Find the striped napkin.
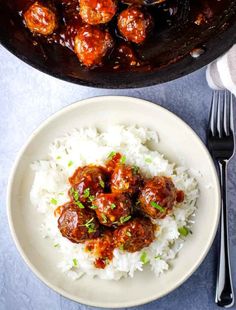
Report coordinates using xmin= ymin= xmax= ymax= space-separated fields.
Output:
xmin=206 ymin=44 xmax=236 ymax=96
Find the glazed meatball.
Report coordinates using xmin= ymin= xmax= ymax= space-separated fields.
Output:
xmin=69 ymin=165 xmax=106 ymax=205
xmin=138 ymin=176 xmax=180 ymax=219
xmin=23 ymin=2 xmax=57 ymax=35
xmin=111 ymin=164 xmax=143 ymax=196
xmin=79 ymin=0 xmax=117 ymax=25
xmin=58 ymin=202 xmax=100 ymax=243
xmin=74 ymin=25 xmax=114 ymax=67
xmin=93 ymin=193 xmax=132 ymax=226
xmin=114 ymin=217 xmax=155 ymax=252
xmin=117 ymin=6 xmax=153 ymax=44
xmin=85 ymin=230 xmax=114 ymax=268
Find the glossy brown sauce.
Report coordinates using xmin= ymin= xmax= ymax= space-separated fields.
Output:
xmin=13 ymin=0 xmax=231 ymax=71
xmin=55 ymin=152 xmax=185 ymax=269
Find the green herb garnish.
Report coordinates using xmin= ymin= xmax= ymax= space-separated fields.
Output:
xmin=75 ymin=201 xmax=85 ymax=209
xmin=132 ymin=165 xmax=139 ymax=174
xmin=107 ymin=151 xmax=116 ymax=159
xmin=50 ymin=198 xmax=57 ymax=205
xmin=110 ymin=203 xmax=116 ymax=210
xmin=88 ymin=195 xmax=95 ymax=202
xmin=140 ymin=252 xmax=149 ymax=265
xmin=73 ymin=258 xmax=78 ymax=266
xmin=68 ymin=160 xmax=73 ymax=167
xmin=119 ymin=244 xmax=124 ymax=251
xmin=145 ymin=158 xmax=152 ymax=163
xmin=99 ymin=179 xmax=105 ymax=188
xmin=120 ymin=155 xmax=126 ymax=164
xmin=90 ymin=205 xmax=98 ymax=210
xmin=54 ymin=243 xmax=59 ymax=248
xmin=150 ymin=201 xmax=165 ymax=212
xmin=120 ymin=215 xmax=131 ymax=224
xmin=85 ymin=218 xmax=96 ymax=233
xmin=56 ymin=156 xmax=61 ymax=160
xmin=101 ymin=214 xmax=107 ymax=223
xmin=154 ymin=255 xmax=161 ymax=260
xmin=126 ymin=231 xmax=132 ymax=237
xmin=83 ymin=188 xmax=90 ymax=198
xmin=178 ymin=226 xmax=189 ymax=237
xmin=73 ymin=191 xmax=79 ymax=201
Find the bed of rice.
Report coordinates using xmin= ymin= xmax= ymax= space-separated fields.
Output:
xmin=30 ymin=125 xmax=199 ymax=280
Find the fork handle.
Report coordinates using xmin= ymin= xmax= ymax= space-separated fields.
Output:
xmin=215 ymin=160 xmax=234 ymax=308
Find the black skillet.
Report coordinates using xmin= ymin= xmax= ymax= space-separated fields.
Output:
xmin=0 ymin=0 xmax=235 ymax=89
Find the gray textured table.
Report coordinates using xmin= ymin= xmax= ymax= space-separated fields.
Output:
xmin=0 ymin=44 xmax=235 ymax=310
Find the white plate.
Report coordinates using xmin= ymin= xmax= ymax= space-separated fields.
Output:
xmin=7 ymin=96 xmax=220 ymax=308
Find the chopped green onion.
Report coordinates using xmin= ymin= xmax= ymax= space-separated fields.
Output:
xmin=145 ymin=158 xmax=152 ymax=163
xmin=110 ymin=203 xmax=116 ymax=210
xmin=88 ymin=225 xmax=96 ymax=233
xmin=88 ymin=195 xmax=95 ymax=202
xmin=119 ymin=244 xmax=124 ymax=251
xmin=54 ymin=243 xmax=59 ymax=248
xmin=120 ymin=215 xmax=131 ymax=224
xmin=132 ymin=165 xmax=139 ymax=174
xmin=107 ymin=151 xmax=116 ymax=159
xmin=101 ymin=214 xmax=107 ymax=223
xmin=50 ymin=198 xmax=57 ymax=205
xmin=68 ymin=160 xmax=73 ymax=167
xmin=73 ymin=258 xmax=78 ymax=266
xmin=58 ymin=192 xmax=64 ymax=196
xmin=99 ymin=179 xmax=105 ymax=188
xmin=126 ymin=231 xmax=132 ymax=237
xmin=90 ymin=205 xmax=98 ymax=210
xmin=120 ymin=155 xmax=126 ymax=164
xmin=154 ymin=255 xmax=161 ymax=260
xmin=84 ymin=218 xmax=96 ymax=233
xmin=73 ymin=191 xmax=79 ymax=201
xmin=140 ymin=252 xmax=149 ymax=265
xmin=56 ymin=156 xmax=61 ymax=160
xmin=150 ymin=201 xmax=165 ymax=212
xmin=83 ymin=188 xmax=90 ymax=198
xmin=178 ymin=226 xmax=189 ymax=237
xmin=75 ymin=201 xmax=85 ymax=209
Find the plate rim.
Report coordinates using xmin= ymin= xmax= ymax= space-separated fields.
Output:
xmin=7 ymin=95 xmax=221 ymax=308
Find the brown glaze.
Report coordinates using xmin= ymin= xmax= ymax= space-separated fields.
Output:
xmin=93 ymin=192 xmax=132 ymax=226
xmin=7 ymin=0 xmax=236 ymax=74
xmin=58 ymin=202 xmax=100 ymax=243
xmin=118 ymin=5 xmax=153 ymax=44
xmin=79 ymin=0 xmax=117 ymax=25
xmin=68 ymin=165 xmax=107 ymax=205
xmin=53 ymin=152 xmax=185 ymax=268
xmin=111 ymin=163 xmax=143 ymax=196
xmin=114 ymin=217 xmax=156 ymax=252
xmin=138 ymin=176 xmax=181 ymax=219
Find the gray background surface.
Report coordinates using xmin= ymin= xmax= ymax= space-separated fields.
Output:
xmin=0 ymin=44 xmax=235 ymax=310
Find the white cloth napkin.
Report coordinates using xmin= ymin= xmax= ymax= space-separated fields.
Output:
xmin=206 ymin=44 xmax=236 ymax=96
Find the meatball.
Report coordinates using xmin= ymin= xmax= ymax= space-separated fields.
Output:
xmin=74 ymin=25 xmax=114 ymax=67
xmin=23 ymin=2 xmax=57 ymax=35
xmin=58 ymin=202 xmax=100 ymax=243
xmin=93 ymin=193 xmax=132 ymax=226
xmin=117 ymin=6 xmax=153 ymax=44
xmin=79 ymin=0 xmax=117 ymax=25
xmin=114 ymin=217 xmax=155 ymax=252
xmin=111 ymin=164 xmax=143 ymax=196
xmin=85 ymin=230 xmax=114 ymax=269
xmin=69 ymin=165 xmax=106 ymax=205
xmin=138 ymin=176 xmax=178 ymax=219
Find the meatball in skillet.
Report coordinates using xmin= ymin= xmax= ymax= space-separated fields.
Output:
xmin=24 ymin=1 xmax=57 ymax=35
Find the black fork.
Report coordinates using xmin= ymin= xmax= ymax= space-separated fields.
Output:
xmin=207 ymin=90 xmax=235 ymax=308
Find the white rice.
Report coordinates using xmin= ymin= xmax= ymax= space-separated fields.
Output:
xmin=30 ymin=125 xmax=199 ymax=280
